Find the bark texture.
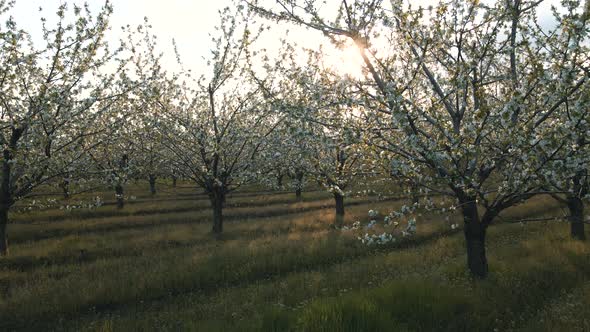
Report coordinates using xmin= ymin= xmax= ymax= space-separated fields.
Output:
xmin=462 ymin=199 xmax=488 ymax=278
xmin=210 ymin=188 xmax=225 ymax=234
xmin=334 ymin=193 xmax=345 ymax=227
xmin=568 ymin=195 xmax=586 ymax=241
xmin=115 ymin=185 xmax=124 ymax=209
xmin=149 ymin=174 xmax=157 ymax=195
xmin=0 ymin=209 xmax=7 ymax=256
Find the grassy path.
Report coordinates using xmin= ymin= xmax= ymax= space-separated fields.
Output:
xmin=52 ymin=221 xmax=590 ymax=332
xmin=0 ymin=188 xmax=586 ymax=331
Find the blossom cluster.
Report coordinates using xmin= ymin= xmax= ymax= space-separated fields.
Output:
xmin=59 ymin=196 xmax=104 ymax=211
xmin=17 ymin=198 xmax=60 ymax=212
xmin=342 ymin=209 xmax=418 ymax=247
xmin=368 ymin=209 xmax=379 ymax=218
xmin=401 ymin=218 xmax=417 ymax=237
xmin=358 ymin=232 xmax=396 ymax=246
xmin=341 ymin=221 xmax=361 ymax=231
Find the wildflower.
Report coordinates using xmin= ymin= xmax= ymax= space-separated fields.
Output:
xmin=358 ymin=232 xmax=396 ymax=246
xmin=403 ymin=218 xmax=417 ymax=236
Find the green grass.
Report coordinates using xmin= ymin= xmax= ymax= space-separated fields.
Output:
xmin=0 ymin=184 xmax=587 ymax=331
xmin=266 ymin=228 xmax=590 ymax=332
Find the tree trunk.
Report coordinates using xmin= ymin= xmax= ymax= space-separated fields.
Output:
xmin=1 ymin=148 xmax=13 ymax=256
xmin=462 ymin=199 xmax=488 ymax=278
xmin=210 ymin=189 xmax=225 ymax=234
xmin=149 ymin=174 xmax=156 ymax=195
xmin=115 ymin=184 xmax=124 ymax=209
xmin=277 ymin=174 xmax=284 ymax=188
xmin=334 ymin=192 xmax=345 ymax=227
xmin=60 ymin=178 xmax=70 ymax=200
xmin=295 ymin=171 xmax=304 ymax=201
xmin=568 ymin=168 xmax=587 ymax=241
xmin=295 ymin=188 xmax=302 ymax=201
xmin=410 ymin=183 xmax=420 ymax=204
xmin=114 ymin=154 xmax=128 ymax=209
xmin=172 ymin=175 xmax=177 ymax=188
xmin=0 ymin=207 xmax=7 ymax=256
xmin=567 ymin=195 xmax=586 ymax=241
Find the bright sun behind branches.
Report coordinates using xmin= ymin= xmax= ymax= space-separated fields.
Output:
xmin=323 ymin=41 xmax=366 ymax=79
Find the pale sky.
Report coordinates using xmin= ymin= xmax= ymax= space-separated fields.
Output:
xmin=9 ymin=0 xmax=563 ymax=76
xmin=11 ymin=0 xmax=236 ymax=73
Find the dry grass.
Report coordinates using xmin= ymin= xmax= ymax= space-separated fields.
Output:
xmin=0 ymin=184 xmax=587 ymax=331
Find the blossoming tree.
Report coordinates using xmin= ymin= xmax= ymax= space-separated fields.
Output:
xmin=0 ymin=1 xmax=131 ymax=255
xmin=251 ymin=0 xmax=590 ymax=277
xmin=157 ymin=3 xmax=281 ymax=235
xmin=264 ymin=47 xmax=372 ymax=226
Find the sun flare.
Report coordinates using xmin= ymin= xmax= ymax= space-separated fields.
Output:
xmin=323 ymin=42 xmax=366 ymax=79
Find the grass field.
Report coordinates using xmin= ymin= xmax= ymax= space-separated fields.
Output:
xmin=0 ymin=182 xmax=589 ymax=331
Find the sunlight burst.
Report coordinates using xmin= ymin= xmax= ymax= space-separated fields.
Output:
xmin=323 ymin=42 xmax=366 ymax=79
